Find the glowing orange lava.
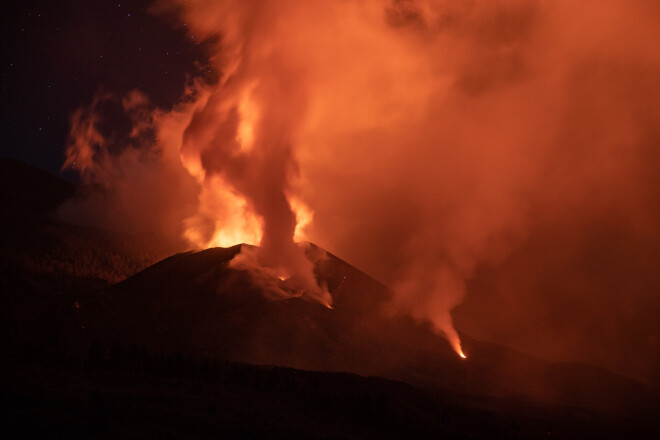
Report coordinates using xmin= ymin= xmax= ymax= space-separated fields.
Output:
xmin=452 ymin=340 xmax=467 ymax=359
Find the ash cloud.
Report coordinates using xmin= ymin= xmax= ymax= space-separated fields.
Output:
xmin=62 ymin=0 xmax=660 ymax=379
xmin=59 ymin=90 xmax=200 ymax=243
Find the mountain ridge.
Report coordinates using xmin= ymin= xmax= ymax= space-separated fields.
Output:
xmin=72 ymin=243 xmax=659 ymax=421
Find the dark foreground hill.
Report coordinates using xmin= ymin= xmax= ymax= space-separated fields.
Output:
xmin=5 ymin=349 xmax=656 ymax=440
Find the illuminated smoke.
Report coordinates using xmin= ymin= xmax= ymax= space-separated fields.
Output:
xmin=62 ymin=0 xmax=660 ymax=359
xmin=59 ymin=90 xmax=201 ymax=242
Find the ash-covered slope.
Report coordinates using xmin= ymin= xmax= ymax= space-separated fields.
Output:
xmin=78 ymin=244 xmax=445 ymax=382
xmin=76 ymin=244 xmax=659 ymax=423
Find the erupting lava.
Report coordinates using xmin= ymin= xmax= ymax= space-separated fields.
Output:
xmin=449 ymin=327 xmax=467 ymax=359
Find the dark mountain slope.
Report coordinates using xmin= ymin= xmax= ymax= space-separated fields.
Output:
xmin=76 ymin=245 xmax=659 ymax=423
xmin=0 ymin=158 xmax=75 ymax=224
xmin=6 ymin=352 xmax=658 ymax=440
xmin=0 ymin=159 xmax=178 ymax=354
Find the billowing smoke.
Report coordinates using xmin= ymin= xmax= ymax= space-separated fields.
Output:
xmin=60 ymin=89 xmax=201 ymax=243
xmin=62 ymin=0 xmax=660 ymax=366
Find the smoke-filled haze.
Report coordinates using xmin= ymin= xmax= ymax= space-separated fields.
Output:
xmin=59 ymin=0 xmax=660 ymax=381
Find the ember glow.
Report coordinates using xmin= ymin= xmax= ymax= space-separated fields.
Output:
xmin=60 ymin=0 xmax=660 ymax=367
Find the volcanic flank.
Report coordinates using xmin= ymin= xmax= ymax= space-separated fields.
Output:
xmin=74 ymin=243 xmax=659 ymax=421
xmin=77 ymin=244 xmax=448 ymax=382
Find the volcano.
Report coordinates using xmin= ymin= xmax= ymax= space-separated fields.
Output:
xmin=78 ymin=244 xmax=456 ymax=381
xmin=2 ymin=160 xmax=659 ymax=438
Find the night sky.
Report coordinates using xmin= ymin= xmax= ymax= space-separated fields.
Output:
xmin=1 ymin=0 xmax=211 ymax=175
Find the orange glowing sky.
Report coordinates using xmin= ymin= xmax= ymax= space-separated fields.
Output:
xmin=52 ymin=0 xmax=660 ymax=378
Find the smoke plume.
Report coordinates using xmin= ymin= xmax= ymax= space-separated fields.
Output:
xmin=62 ymin=0 xmax=660 ymax=367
